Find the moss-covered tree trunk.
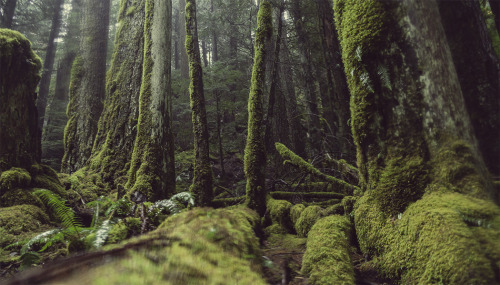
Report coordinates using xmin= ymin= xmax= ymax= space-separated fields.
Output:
xmin=185 ymin=0 xmax=213 ymax=206
xmin=37 ymin=0 xmax=64 ymax=131
xmin=244 ymin=1 xmax=272 ymax=216
xmin=334 ymin=0 xmax=500 ymax=283
xmin=438 ymin=0 xmax=500 ymax=178
xmin=0 ymin=29 xmax=42 ymax=170
xmin=89 ymin=0 xmax=146 ymax=188
xmin=62 ymin=0 xmax=110 ymax=173
xmin=178 ymin=0 xmax=189 ymax=79
xmin=126 ymin=0 xmax=175 ymax=201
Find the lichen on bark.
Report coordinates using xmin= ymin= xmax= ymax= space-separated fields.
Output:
xmin=244 ymin=1 xmax=272 ymax=216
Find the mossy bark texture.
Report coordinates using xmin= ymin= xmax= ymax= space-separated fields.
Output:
xmin=334 ymin=0 xmax=500 ymax=283
xmin=90 ymin=0 xmax=145 ymax=187
xmin=126 ymin=0 xmax=175 ymax=201
xmin=185 ymin=0 xmax=213 ymax=206
xmin=244 ymin=1 xmax=272 ymax=216
xmin=62 ymin=0 xmax=110 ymax=173
xmin=0 ymin=29 xmax=42 ymax=171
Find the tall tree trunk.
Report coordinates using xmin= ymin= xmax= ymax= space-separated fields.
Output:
xmin=316 ymin=0 xmax=354 ymax=162
xmin=210 ymin=0 xmax=218 ymax=62
xmin=174 ymin=7 xmax=179 ymax=70
xmin=334 ymin=0 xmax=499 ymax=283
xmin=62 ymin=0 xmax=110 ymax=173
xmin=245 ymin=0 xmax=272 ymax=216
xmin=438 ymin=0 xmax=500 ymax=176
xmin=489 ymin=0 xmax=500 ymax=33
xmin=185 ymin=0 xmax=213 ymax=206
xmin=289 ymin=0 xmax=322 ymax=155
xmin=264 ymin=2 xmax=284 ymax=152
xmin=179 ymin=0 xmax=189 ymax=79
xmin=215 ymin=93 xmax=225 ymax=178
xmin=0 ymin=0 xmax=17 ymax=29
xmin=127 ymin=0 xmax=174 ymax=201
xmin=281 ymin=29 xmax=306 ymax=158
xmin=201 ymin=39 xmax=208 ymax=67
xmin=89 ymin=0 xmax=146 ymax=188
xmin=37 ymin=0 xmax=64 ymax=131
xmin=42 ymin=52 xmax=76 ymax=170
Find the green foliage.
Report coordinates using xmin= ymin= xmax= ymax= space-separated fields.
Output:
xmin=149 ymin=191 xmax=195 ymax=216
xmin=295 ymin=205 xmax=325 ymax=238
xmin=0 ymin=168 xmax=31 ymax=194
xmin=266 ymin=196 xmax=293 ymax=232
xmin=302 ymin=215 xmax=355 ymax=284
xmin=33 ymin=189 xmax=82 ymax=234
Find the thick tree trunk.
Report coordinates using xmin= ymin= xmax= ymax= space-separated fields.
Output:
xmin=37 ymin=0 xmax=64 ymax=131
xmin=0 ymin=29 xmax=42 ymax=170
xmin=185 ymin=0 xmax=213 ymax=206
xmin=62 ymin=0 xmax=110 ymax=173
xmin=179 ymin=0 xmax=189 ymax=79
xmin=90 ymin=0 xmax=145 ymax=188
xmin=244 ymin=0 xmax=272 ymax=216
xmin=126 ymin=0 xmax=175 ymax=201
xmin=438 ymin=0 xmax=500 ymax=176
xmin=335 ymin=0 xmax=500 ymax=283
xmin=0 ymin=0 xmax=17 ymax=29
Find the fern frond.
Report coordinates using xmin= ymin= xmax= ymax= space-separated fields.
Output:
xmin=20 ymin=229 xmax=61 ymax=255
xmin=33 ymin=189 xmax=82 ymax=235
xmin=377 ymin=64 xmax=392 ymax=91
xmin=171 ymin=192 xmax=195 ymax=207
xmin=360 ymin=72 xmax=374 ymax=93
xmin=150 ymin=192 xmax=195 ymax=215
xmin=93 ymin=219 xmax=113 ymax=248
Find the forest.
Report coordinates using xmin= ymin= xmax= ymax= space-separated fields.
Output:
xmin=0 ymin=0 xmax=500 ymax=284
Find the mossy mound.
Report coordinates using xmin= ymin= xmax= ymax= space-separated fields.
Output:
xmin=295 ymin=205 xmax=325 ymax=237
xmin=290 ymin=204 xmax=305 ymax=225
xmin=106 ymin=217 xmax=141 ymax=244
xmin=0 ymin=205 xmax=49 ymax=235
xmin=0 ymin=168 xmax=31 ymax=195
xmin=356 ymin=191 xmax=500 ymax=284
xmin=302 ymin=215 xmax=355 ymax=284
xmin=266 ymin=196 xmax=293 ymax=232
xmin=24 ymin=207 xmax=266 ymax=284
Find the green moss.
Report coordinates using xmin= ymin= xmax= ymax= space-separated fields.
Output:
xmin=266 ymin=196 xmax=293 ymax=232
xmin=341 ymin=196 xmax=356 ymax=215
xmin=107 ymin=217 xmax=141 ymax=244
xmin=325 ymin=203 xmax=344 ymax=216
xmin=0 ymin=167 xmax=31 ymax=194
xmin=295 ymin=205 xmax=325 ymax=238
xmin=266 ymin=233 xmax=307 ymax=251
xmin=302 ymin=215 xmax=355 ymax=284
xmin=126 ymin=5 xmax=136 ymax=16
xmin=264 ymin=223 xmax=288 ymax=236
xmin=0 ymin=188 xmax=44 ymax=208
xmin=244 ymin=1 xmax=272 ymax=216
xmin=290 ymin=204 xmax=305 ymax=225
xmin=0 ymin=205 xmax=49 ymax=235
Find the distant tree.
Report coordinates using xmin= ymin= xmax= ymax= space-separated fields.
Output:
xmin=0 ymin=0 xmax=17 ymax=28
xmin=178 ymin=0 xmax=189 ymax=79
xmin=185 ymin=0 xmax=213 ymax=206
xmin=244 ymin=0 xmax=272 ymax=216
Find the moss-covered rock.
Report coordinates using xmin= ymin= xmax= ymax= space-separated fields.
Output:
xmin=295 ymin=205 xmax=325 ymax=238
xmin=302 ymin=215 xmax=354 ymax=284
xmin=0 ymin=205 xmax=49 ymax=235
xmin=290 ymin=204 xmax=305 ymax=225
xmin=0 ymin=188 xmax=44 ymax=208
xmin=0 ymin=168 xmax=31 ymax=195
xmin=107 ymin=217 xmax=141 ymax=244
xmin=0 ymin=29 xmax=42 ymax=171
xmin=266 ymin=196 xmax=293 ymax=232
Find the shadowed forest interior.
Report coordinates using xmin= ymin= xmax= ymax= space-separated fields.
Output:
xmin=1 ymin=0 xmax=500 ymax=284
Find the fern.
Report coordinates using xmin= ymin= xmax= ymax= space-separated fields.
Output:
xmin=33 ymin=189 xmax=82 ymax=236
xmin=20 ymin=229 xmax=62 ymax=255
xmin=150 ymin=192 xmax=195 ymax=215
xmin=93 ymin=219 xmax=113 ymax=248
xmin=377 ymin=64 xmax=392 ymax=91
xmin=359 ymin=72 xmax=374 ymax=93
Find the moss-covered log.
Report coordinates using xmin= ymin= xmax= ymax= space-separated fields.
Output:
xmin=90 ymin=0 xmax=146 ymax=187
xmin=275 ymin=143 xmax=358 ymax=194
xmin=5 ymin=207 xmax=266 ymax=284
xmin=334 ymin=0 xmax=500 ymax=283
xmin=244 ymin=1 xmax=272 ymax=216
xmin=269 ymin=191 xmax=344 ymax=201
xmin=301 ymin=215 xmax=354 ymax=284
xmin=185 ymin=0 xmax=213 ymax=206
xmin=126 ymin=0 xmax=175 ymax=201
xmin=0 ymin=29 xmax=42 ymax=171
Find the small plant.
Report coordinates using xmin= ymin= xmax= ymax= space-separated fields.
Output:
xmin=149 ymin=192 xmax=195 ymax=216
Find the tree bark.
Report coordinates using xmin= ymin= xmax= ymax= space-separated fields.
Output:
xmin=0 ymin=0 xmax=17 ymax=29
xmin=244 ymin=0 xmax=272 ymax=216
xmin=126 ymin=0 xmax=175 ymax=201
xmin=438 ymin=0 xmax=500 ymax=176
xmin=37 ymin=0 xmax=64 ymax=131
xmin=179 ymin=0 xmax=189 ymax=79
xmin=90 ymin=0 xmax=146 ymax=188
xmin=185 ymin=0 xmax=213 ymax=206
xmin=335 ymin=0 xmax=499 ymax=283
xmin=62 ymin=0 xmax=110 ymax=173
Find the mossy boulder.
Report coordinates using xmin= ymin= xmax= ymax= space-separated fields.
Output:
xmin=295 ymin=205 xmax=325 ymax=237
xmin=290 ymin=203 xmax=305 ymax=225
xmin=0 ymin=29 xmax=42 ymax=170
xmin=0 ymin=167 xmax=31 ymax=195
xmin=0 ymin=204 xmax=49 ymax=235
xmin=266 ymin=196 xmax=293 ymax=232
xmin=107 ymin=217 xmax=141 ymax=244
xmin=302 ymin=215 xmax=354 ymax=284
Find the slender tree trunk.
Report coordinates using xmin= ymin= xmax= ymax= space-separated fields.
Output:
xmin=37 ymin=0 xmax=64 ymax=131
xmin=438 ymin=0 xmax=500 ymax=176
xmin=89 ymin=0 xmax=145 ymax=188
xmin=179 ymin=0 xmax=189 ymax=79
xmin=62 ymin=0 xmax=110 ymax=173
xmin=174 ymin=7 xmax=179 ymax=70
xmin=335 ymin=0 xmax=499 ymax=283
xmin=185 ymin=0 xmax=213 ymax=206
xmin=245 ymin=0 xmax=272 ymax=216
xmin=0 ymin=0 xmax=17 ymax=29
xmin=264 ymin=2 xmax=284 ymax=152
xmin=210 ymin=0 xmax=218 ymax=62
xmin=215 ymin=93 xmax=225 ymax=178
xmin=201 ymin=40 xmax=208 ymax=67
xmin=127 ymin=0 xmax=175 ymax=201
